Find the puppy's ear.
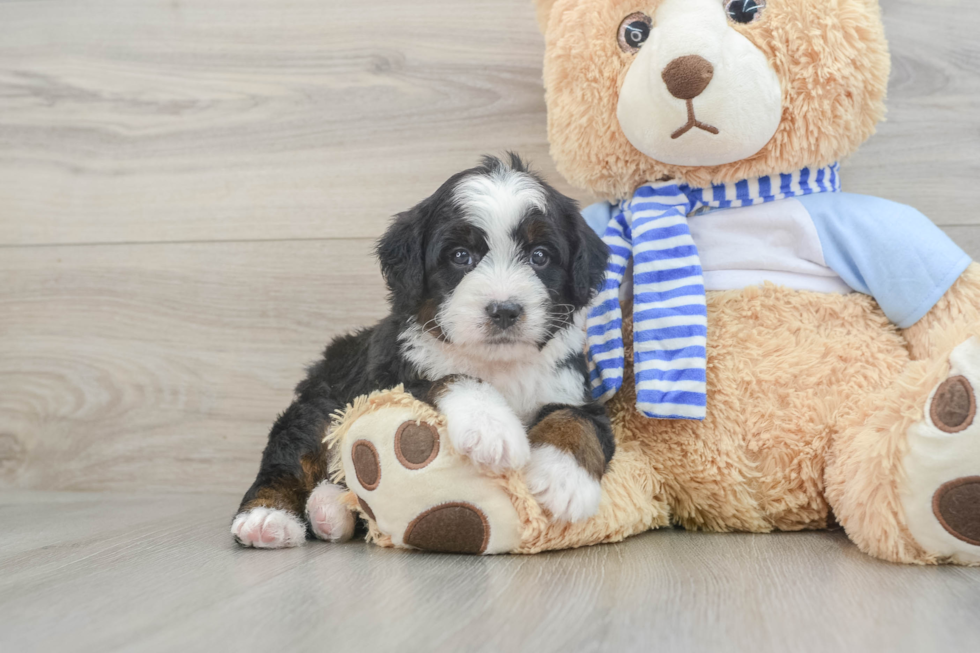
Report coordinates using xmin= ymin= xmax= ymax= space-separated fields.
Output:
xmin=376 ymin=207 xmax=426 ymax=313
xmin=571 ymin=213 xmax=610 ymax=308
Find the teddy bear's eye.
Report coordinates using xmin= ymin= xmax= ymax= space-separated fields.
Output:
xmin=617 ymin=12 xmax=652 ymax=53
xmin=724 ymin=0 xmax=766 ymax=24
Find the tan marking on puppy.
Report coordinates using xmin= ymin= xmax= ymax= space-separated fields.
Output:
xmin=416 ymin=298 xmax=448 ymax=341
xmin=239 ymin=447 xmax=331 ymax=515
xmin=529 ymin=409 xmax=605 ymax=480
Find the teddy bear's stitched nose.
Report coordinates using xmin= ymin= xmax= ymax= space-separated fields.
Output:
xmin=661 ymin=55 xmax=715 ymax=100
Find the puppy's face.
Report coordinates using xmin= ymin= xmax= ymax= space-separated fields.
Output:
xmin=377 ymin=155 xmax=608 ymax=357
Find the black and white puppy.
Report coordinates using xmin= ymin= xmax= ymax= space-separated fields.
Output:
xmin=232 ymin=155 xmax=614 ymax=548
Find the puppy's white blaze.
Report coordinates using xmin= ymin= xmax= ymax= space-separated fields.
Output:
xmin=436 ymin=377 xmax=531 ymax=471
xmin=526 ymin=444 xmax=602 ymax=523
xmin=453 ymin=167 xmax=546 ymax=242
xmin=441 ymin=167 xmax=553 ymax=348
xmin=231 ymin=507 xmax=307 ymax=549
xmin=306 ymin=481 xmax=355 ymax=543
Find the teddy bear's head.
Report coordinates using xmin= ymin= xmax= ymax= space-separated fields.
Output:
xmin=534 ymin=0 xmax=890 ymax=199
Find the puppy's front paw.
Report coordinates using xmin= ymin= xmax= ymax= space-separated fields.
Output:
xmin=446 ymin=406 xmax=530 ymax=472
xmin=526 ymin=445 xmax=602 ymax=522
xmin=306 ymin=482 xmax=355 ymax=543
xmin=437 ymin=378 xmax=530 ymax=472
xmin=231 ymin=507 xmax=307 ymax=549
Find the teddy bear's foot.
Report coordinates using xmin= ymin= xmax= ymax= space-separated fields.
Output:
xmin=901 ymin=337 xmax=980 ymax=564
xmin=335 ymin=393 xmax=523 ymax=554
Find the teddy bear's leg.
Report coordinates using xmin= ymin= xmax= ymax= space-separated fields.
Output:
xmin=333 ymin=390 xmax=524 ymax=554
xmin=897 ymin=337 xmax=980 ymax=564
xmin=826 ymin=335 xmax=980 ymax=565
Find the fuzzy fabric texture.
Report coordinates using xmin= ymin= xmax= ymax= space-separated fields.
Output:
xmin=609 ymin=286 xmax=908 ymax=535
xmin=903 ymin=264 xmax=980 ymax=361
xmin=538 ymin=0 xmax=890 ymax=199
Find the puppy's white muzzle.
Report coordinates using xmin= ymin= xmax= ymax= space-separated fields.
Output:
xmin=440 ymin=252 xmax=550 ymax=347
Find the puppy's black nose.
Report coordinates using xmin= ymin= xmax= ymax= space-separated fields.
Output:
xmin=486 ymin=301 xmax=523 ymax=330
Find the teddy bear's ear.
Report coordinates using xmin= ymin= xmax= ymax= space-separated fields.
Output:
xmin=534 ymin=0 xmax=559 ymax=33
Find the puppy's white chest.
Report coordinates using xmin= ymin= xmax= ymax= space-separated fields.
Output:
xmin=401 ymin=328 xmax=585 ymax=423
xmin=476 ymin=362 xmax=576 ymax=423
xmin=444 ymin=356 xmax=563 ymax=422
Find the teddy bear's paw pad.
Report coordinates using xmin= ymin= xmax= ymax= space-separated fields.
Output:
xmin=403 ymin=502 xmax=490 ymax=554
xmin=231 ymin=507 xmax=306 ymax=549
xmin=932 ymin=477 xmax=980 ymax=547
xmin=340 ymin=404 xmax=521 ymax=554
xmin=930 ymin=376 xmax=976 ymax=433
xmin=394 ymin=421 xmax=440 ymax=469
xmin=352 ymin=440 xmax=381 ymax=490
xmin=306 ymin=482 xmax=355 ymax=543
xmin=901 ymin=337 xmax=980 ymax=564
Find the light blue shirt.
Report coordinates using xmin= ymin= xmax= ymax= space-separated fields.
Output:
xmin=583 ymin=192 xmax=971 ymax=328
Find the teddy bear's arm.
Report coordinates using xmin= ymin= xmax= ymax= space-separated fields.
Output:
xmin=903 ymin=262 xmax=980 ymax=360
xmin=798 ymin=192 xmax=971 ymax=330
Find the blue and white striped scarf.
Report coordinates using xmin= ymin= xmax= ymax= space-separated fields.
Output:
xmin=586 ymin=164 xmax=841 ymax=420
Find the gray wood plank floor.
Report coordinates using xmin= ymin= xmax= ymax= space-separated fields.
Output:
xmin=1 ymin=491 xmax=978 ymax=653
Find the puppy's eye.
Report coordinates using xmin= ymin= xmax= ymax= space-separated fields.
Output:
xmin=450 ymin=247 xmax=474 ymax=268
xmin=618 ymin=12 xmax=652 ymax=53
xmin=724 ymin=0 xmax=766 ymax=24
xmin=530 ymin=248 xmax=550 ymax=268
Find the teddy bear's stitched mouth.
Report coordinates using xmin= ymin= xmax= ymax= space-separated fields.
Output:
xmin=670 ymin=99 xmax=720 ymax=140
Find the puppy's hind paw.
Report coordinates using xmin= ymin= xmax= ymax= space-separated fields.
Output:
xmin=526 ymin=445 xmax=602 ymax=523
xmin=231 ymin=507 xmax=307 ymax=549
xmin=306 ymin=481 xmax=355 ymax=543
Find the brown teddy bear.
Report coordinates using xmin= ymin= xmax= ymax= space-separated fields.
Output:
xmin=331 ymin=0 xmax=980 ymax=564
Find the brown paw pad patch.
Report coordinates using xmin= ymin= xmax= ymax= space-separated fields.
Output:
xmin=403 ymin=502 xmax=489 ymax=554
xmin=933 ymin=476 xmax=980 ymax=546
xmin=930 ymin=376 xmax=976 ymax=433
xmin=352 ymin=440 xmax=381 ymax=490
xmin=395 ymin=421 xmax=439 ymax=470
xmin=358 ymin=497 xmax=376 ymax=521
